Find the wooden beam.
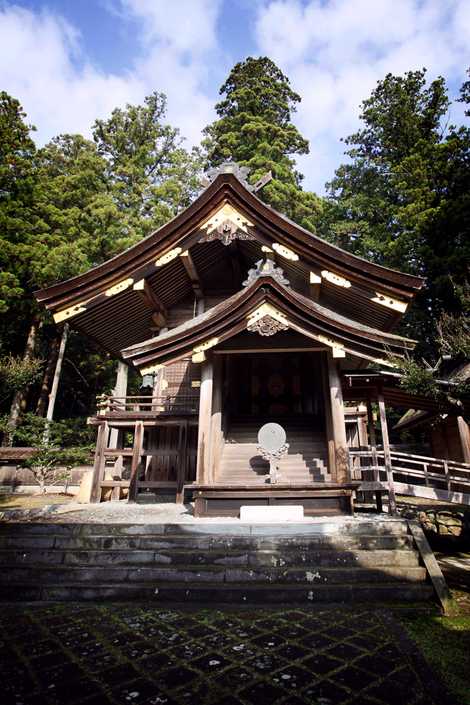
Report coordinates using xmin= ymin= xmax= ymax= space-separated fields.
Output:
xmin=133 ymin=279 xmax=167 ymax=327
xmin=181 ymin=250 xmax=203 ymax=299
xmin=128 ymin=420 xmax=144 ymax=502
xmin=309 ymin=271 xmax=321 ymax=302
xmin=377 ymin=390 xmax=397 ymax=514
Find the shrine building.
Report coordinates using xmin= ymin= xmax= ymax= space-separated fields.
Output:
xmin=35 ymin=163 xmax=436 ymax=516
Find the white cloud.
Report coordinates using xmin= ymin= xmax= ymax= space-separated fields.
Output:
xmin=0 ymin=2 xmax=221 ymax=147
xmin=255 ymin=0 xmax=470 ymax=192
xmin=118 ymin=0 xmax=221 ymax=53
xmin=0 ymin=0 xmax=468 ymax=193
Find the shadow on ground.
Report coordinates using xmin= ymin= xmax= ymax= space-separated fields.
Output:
xmin=1 ymin=604 xmax=459 ymax=705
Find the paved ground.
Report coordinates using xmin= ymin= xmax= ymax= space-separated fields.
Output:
xmin=1 ymin=604 xmax=451 ymax=705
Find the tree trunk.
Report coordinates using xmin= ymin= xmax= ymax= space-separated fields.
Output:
xmin=43 ymin=324 xmax=69 ymax=445
xmin=36 ymin=335 xmax=60 ymax=416
xmin=2 ymin=317 xmax=40 ymax=447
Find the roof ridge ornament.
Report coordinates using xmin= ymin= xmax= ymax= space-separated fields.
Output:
xmin=201 ymin=161 xmax=252 ymax=189
xmin=243 ymin=258 xmax=290 ymax=288
xmin=200 ymin=160 xmax=272 ymax=193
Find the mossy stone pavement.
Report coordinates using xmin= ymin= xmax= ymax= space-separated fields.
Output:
xmin=1 ymin=604 xmax=453 ymax=705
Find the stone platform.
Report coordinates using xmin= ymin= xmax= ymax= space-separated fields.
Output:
xmin=0 ymin=518 xmax=439 ymax=605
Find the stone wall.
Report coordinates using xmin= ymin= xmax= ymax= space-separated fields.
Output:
xmin=399 ymin=500 xmax=470 ymax=547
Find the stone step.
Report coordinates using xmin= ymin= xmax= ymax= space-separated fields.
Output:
xmin=0 ymin=520 xmax=411 ymax=538
xmin=0 ymin=547 xmax=421 ymax=568
xmin=0 ymin=581 xmax=434 ymax=604
xmin=0 ymin=564 xmax=426 ymax=585
xmin=0 ymin=532 xmax=414 ymax=552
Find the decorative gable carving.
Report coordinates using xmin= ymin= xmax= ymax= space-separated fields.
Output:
xmin=199 ymin=203 xmax=256 ymax=246
xmin=247 ymin=303 xmax=289 ymax=337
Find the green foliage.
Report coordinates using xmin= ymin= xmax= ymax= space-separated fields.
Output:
xmin=203 ymin=57 xmax=322 ymax=231
xmin=396 ymin=356 xmax=442 ymax=400
xmin=0 ymin=91 xmax=37 ymax=315
xmin=0 ymin=90 xmax=201 ymax=421
xmin=93 ymin=92 xmax=202 ymax=252
xmin=8 ymin=413 xmax=93 ymax=493
xmin=437 ymin=289 xmax=470 ymax=359
xmin=0 ymin=355 xmax=43 ymax=401
xmin=324 ymin=69 xmax=470 ymax=355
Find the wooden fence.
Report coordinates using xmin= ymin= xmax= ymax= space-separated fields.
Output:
xmin=349 ymin=448 xmax=470 ymax=505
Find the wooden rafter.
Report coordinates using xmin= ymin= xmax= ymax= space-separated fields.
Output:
xmin=133 ymin=279 xmax=167 ymax=328
xmin=180 ymin=250 xmax=203 ymax=300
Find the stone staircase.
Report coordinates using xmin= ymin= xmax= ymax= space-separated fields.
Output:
xmin=0 ymin=520 xmax=436 ymax=604
xmin=219 ymin=421 xmax=329 ymax=484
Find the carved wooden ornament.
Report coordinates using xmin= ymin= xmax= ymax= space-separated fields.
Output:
xmin=199 ymin=203 xmax=255 ymax=246
xmin=247 ymin=303 xmax=289 ymax=337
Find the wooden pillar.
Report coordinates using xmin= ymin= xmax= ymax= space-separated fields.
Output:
xmin=457 ymin=416 xmax=470 ymax=464
xmin=377 ymin=390 xmax=397 ymax=515
xmin=196 ymin=357 xmax=213 ymax=484
xmin=128 ymin=420 xmax=144 ymax=502
xmin=321 ymin=354 xmax=336 ymax=481
xmin=109 ymin=361 xmax=128 ymax=449
xmin=90 ymin=421 xmax=108 ymax=503
xmin=366 ymin=397 xmax=382 ymax=513
xmin=326 ymin=354 xmax=349 ymax=483
xmin=209 ymin=355 xmax=223 ymax=484
xmin=176 ymin=420 xmax=188 ymax=504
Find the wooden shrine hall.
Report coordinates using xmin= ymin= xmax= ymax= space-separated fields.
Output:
xmin=35 ymin=163 xmax=425 ymax=516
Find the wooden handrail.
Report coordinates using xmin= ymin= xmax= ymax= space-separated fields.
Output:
xmin=350 ymin=447 xmax=470 ymax=505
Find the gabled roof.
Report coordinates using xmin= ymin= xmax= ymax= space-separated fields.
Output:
xmin=34 ymin=167 xmax=424 ymax=355
xmin=122 ymin=274 xmax=415 ymax=373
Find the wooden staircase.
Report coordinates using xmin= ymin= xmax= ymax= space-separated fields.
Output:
xmin=218 ymin=420 xmax=330 ymax=485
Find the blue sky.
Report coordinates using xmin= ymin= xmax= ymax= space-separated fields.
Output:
xmin=1 ymin=0 xmax=469 ymax=193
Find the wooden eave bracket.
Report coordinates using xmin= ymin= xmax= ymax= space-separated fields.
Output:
xmin=180 ymin=250 xmax=203 ymax=299
xmin=133 ymin=279 xmax=167 ymax=328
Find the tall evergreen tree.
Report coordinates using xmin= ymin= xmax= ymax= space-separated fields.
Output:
xmin=323 ymin=69 xmax=470 ymax=355
xmin=0 ymin=91 xmax=202 ymax=437
xmin=93 ymin=92 xmax=201 ymax=253
xmin=203 ymin=57 xmax=321 ymax=231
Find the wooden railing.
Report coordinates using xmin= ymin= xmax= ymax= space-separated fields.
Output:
xmin=96 ymin=394 xmax=199 ymax=417
xmin=349 ymin=447 xmax=470 ymax=505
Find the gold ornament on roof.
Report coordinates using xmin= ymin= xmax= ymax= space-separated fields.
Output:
xmin=321 ymin=270 xmax=351 ymax=288
xmin=155 ymin=247 xmax=182 ymax=267
xmin=372 ymin=292 xmax=408 ymax=313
